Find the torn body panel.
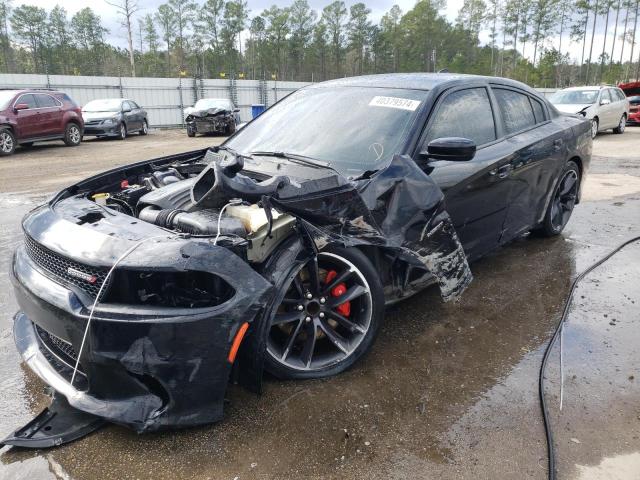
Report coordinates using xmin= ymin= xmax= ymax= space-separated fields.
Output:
xmin=186 ymin=108 xmax=236 ymax=135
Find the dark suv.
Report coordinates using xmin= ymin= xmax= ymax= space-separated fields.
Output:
xmin=0 ymin=89 xmax=84 ymax=156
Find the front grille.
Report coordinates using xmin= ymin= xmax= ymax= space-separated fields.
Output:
xmin=35 ymin=324 xmax=78 ymax=365
xmin=84 ymin=120 xmax=102 ymax=126
xmin=24 ymin=235 xmax=111 ymax=300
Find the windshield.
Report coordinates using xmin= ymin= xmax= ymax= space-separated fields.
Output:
xmin=549 ymin=90 xmax=599 ymax=105
xmin=194 ymin=99 xmax=230 ymax=110
xmin=0 ymin=91 xmax=18 ymax=110
xmin=226 ymin=86 xmax=427 ymax=176
xmin=83 ymin=99 xmax=122 ymax=112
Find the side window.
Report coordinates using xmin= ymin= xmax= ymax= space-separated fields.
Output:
xmin=614 ymin=89 xmax=625 ymax=102
xmin=493 ymin=88 xmax=536 ymax=134
xmin=424 ymin=88 xmax=496 ymax=146
xmin=35 ymin=94 xmax=58 ymax=108
xmin=16 ymin=94 xmax=38 ymax=109
xmin=531 ymin=97 xmax=546 ymax=123
xmin=600 ymin=89 xmax=611 ymax=103
xmin=123 ymin=101 xmax=132 ymax=111
xmin=128 ymin=100 xmax=139 ymax=109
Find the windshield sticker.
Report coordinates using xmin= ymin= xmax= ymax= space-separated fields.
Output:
xmin=369 ymin=96 xmax=421 ymax=111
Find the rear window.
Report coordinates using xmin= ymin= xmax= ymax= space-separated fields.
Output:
xmin=531 ymin=97 xmax=546 ymax=123
xmin=54 ymin=93 xmax=78 ymax=107
xmin=35 ymin=94 xmax=59 ymax=108
xmin=493 ymin=88 xmax=536 ymax=134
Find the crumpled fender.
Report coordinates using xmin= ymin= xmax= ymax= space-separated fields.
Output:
xmin=269 ymin=154 xmax=473 ymax=301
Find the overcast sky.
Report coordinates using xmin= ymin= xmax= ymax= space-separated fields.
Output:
xmin=15 ymin=0 xmax=625 ymax=65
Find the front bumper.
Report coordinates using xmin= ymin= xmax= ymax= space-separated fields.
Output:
xmin=187 ymin=119 xmax=228 ymax=134
xmin=10 ymin=215 xmax=273 ymax=431
xmin=83 ymin=124 xmax=120 ymax=136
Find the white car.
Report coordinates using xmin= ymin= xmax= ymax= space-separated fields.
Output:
xmin=549 ymin=86 xmax=629 ymax=138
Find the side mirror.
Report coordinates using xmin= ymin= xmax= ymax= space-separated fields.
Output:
xmin=420 ymin=137 xmax=476 ymax=161
xmin=14 ymin=103 xmax=29 ymax=111
xmin=233 ymin=108 xmax=240 ymax=113
xmin=600 ymin=98 xmax=611 ymax=105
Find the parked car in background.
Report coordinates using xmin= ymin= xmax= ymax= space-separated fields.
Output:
xmin=82 ymin=98 xmax=148 ymax=140
xmin=618 ymin=81 xmax=640 ymax=125
xmin=185 ymin=98 xmax=240 ymax=137
xmin=549 ymin=85 xmax=629 ymax=138
xmin=0 ymin=89 xmax=83 ymax=156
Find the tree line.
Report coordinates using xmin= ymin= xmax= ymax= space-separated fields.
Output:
xmin=0 ymin=0 xmax=639 ymax=87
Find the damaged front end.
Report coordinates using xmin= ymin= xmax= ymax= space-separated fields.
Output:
xmin=4 ymin=145 xmax=471 ymax=446
xmin=186 ymin=107 xmax=235 ymax=136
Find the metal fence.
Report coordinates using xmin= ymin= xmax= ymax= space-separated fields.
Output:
xmin=0 ymin=73 xmax=558 ymax=128
xmin=0 ymin=73 xmax=312 ymax=128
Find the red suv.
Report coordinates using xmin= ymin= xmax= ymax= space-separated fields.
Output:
xmin=0 ymin=89 xmax=84 ymax=156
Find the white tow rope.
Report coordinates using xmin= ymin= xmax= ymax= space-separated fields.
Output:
xmin=70 ymin=235 xmax=170 ymax=385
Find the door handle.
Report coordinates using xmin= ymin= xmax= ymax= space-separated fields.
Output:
xmin=489 ymin=164 xmax=512 ymax=179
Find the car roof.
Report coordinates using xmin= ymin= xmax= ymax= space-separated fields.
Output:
xmin=560 ymin=85 xmax=618 ymax=91
xmin=310 ymin=73 xmax=537 ymax=93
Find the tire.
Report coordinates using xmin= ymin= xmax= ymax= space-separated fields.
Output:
xmin=139 ymin=119 xmax=148 ymax=135
xmin=0 ymin=129 xmax=16 ymax=156
xmin=117 ymin=123 xmax=127 ymax=140
xmin=538 ymin=160 xmax=580 ymax=237
xmin=590 ymin=117 xmax=599 ymax=139
xmin=63 ymin=123 xmax=82 ymax=146
xmin=613 ymin=114 xmax=626 ymax=134
xmin=187 ymin=127 xmax=196 ymax=137
xmin=263 ymin=243 xmax=384 ymax=380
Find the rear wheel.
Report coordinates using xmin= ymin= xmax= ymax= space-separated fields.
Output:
xmin=590 ymin=117 xmax=599 ymax=139
xmin=139 ymin=119 xmax=148 ymax=135
xmin=538 ymin=160 xmax=580 ymax=236
xmin=0 ymin=129 xmax=15 ymax=156
xmin=613 ymin=114 xmax=626 ymax=134
xmin=63 ymin=123 xmax=81 ymax=146
xmin=264 ymin=245 xmax=384 ymax=380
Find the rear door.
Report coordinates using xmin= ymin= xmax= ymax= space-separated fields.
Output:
xmin=122 ymin=101 xmax=137 ymax=131
xmin=415 ymin=85 xmax=514 ymax=259
xmin=491 ymin=86 xmax=567 ymax=242
xmin=13 ymin=94 xmax=41 ymax=139
xmin=598 ymin=89 xmax=616 ymax=128
xmin=34 ymin=93 xmax=63 ymax=136
xmin=128 ymin=100 xmax=144 ymax=130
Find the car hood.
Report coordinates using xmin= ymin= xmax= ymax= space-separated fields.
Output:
xmin=553 ymin=103 xmax=593 ymax=114
xmin=184 ymin=106 xmax=229 ymax=118
xmin=82 ymin=111 xmax=120 ymax=121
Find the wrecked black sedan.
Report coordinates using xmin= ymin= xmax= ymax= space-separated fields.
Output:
xmin=185 ymin=98 xmax=240 ymax=137
xmin=4 ymin=74 xmax=591 ymax=446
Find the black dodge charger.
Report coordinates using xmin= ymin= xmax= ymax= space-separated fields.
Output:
xmin=4 ymin=73 xmax=591 ymax=446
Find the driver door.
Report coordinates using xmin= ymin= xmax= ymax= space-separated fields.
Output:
xmin=415 ymin=86 xmax=514 ymax=260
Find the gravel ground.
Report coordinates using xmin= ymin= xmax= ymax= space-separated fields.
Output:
xmin=0 ymin=127 xmax=638 ymax=480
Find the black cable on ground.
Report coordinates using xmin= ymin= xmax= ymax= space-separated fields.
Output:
xmin=539 ymin=235 xmax=640 ymax=480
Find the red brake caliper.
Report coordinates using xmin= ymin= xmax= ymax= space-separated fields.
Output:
xmin=325 ymin=270 xmax=351 ymax=317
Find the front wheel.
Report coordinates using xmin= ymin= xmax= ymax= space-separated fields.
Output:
xmin=187 ymin=126 xmax=196 ymax=137
xmin=63 ymin=123 xmax=81 ymax=146
xmin=139 ymin=119 xmax=148 ymax=135
xmin=0 ymin=129 xmax=16 ymax=156
xmin=264 ymin=245 xmax=384 ymax=380
xmin=117 ymin=123 xmax=127 ymax=140
xmin=613 ymin=114 xmax=626 ymax=134
xmin=590 ymin=117 xmax=599 ymax=139
xmin=537 ymin=161 xmax=580 ymax=236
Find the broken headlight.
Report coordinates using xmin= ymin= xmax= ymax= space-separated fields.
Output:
xmin=103 ymin=270 xmax=235 ymax=308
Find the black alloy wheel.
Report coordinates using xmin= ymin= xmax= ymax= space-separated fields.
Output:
xmin=265 ymin=247 xmax=383 ymax=379
xmin=118 ymin=123 xmax=127 ymax=140
xmin=539 ymin=161 xmax=580 ymax=236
